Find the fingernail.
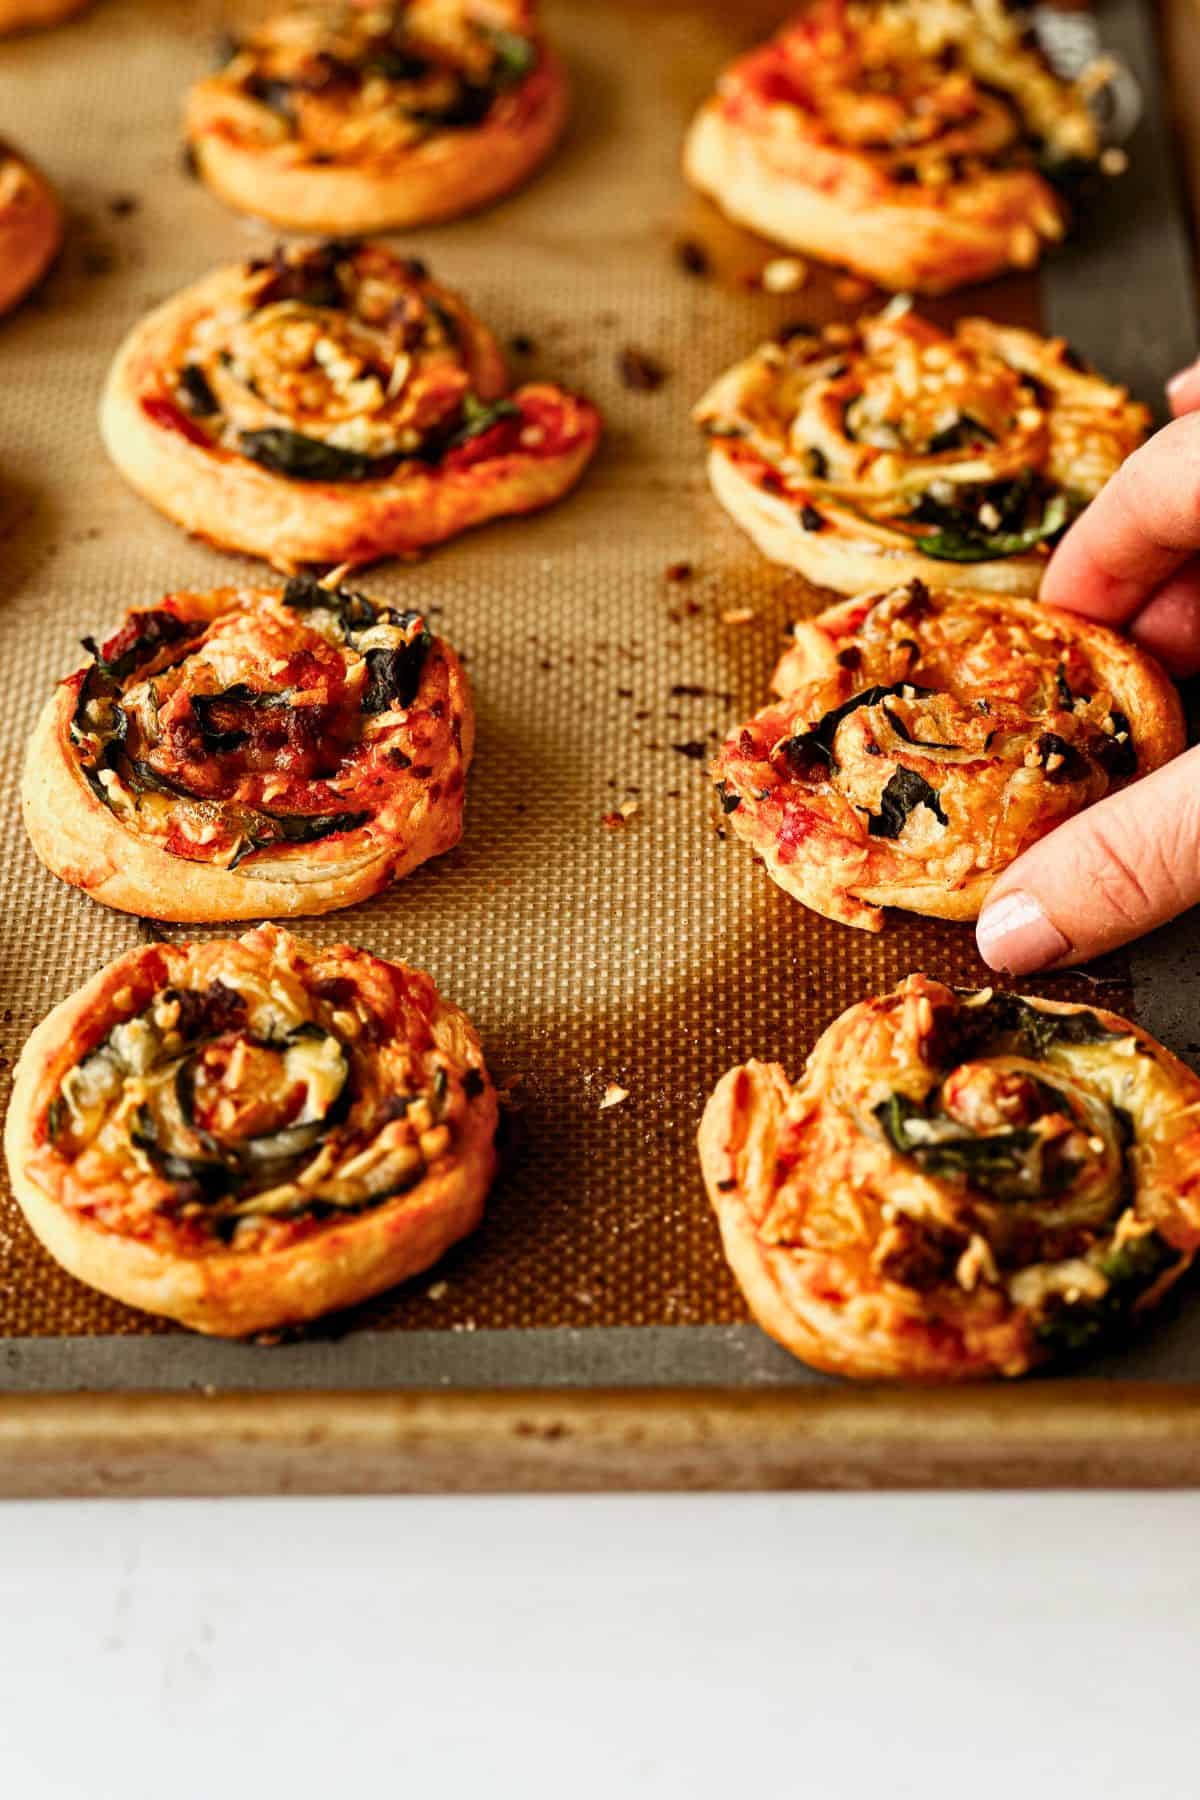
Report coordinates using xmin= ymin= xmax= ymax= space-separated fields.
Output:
xmin=1167 ymin=363 xmax=1200 ymax=403
xmin=976 ymin=891 xmax=1071 ymax=974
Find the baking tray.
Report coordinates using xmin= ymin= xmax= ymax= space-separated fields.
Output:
xmin=0 ymin=0 xmax=1197 ymax=1495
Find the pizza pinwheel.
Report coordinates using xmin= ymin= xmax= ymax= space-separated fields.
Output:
xmin=184 ymin=0 xmax=567 ymax=233
xmin=100 ymin=239 xmax=600 ymax=571
xmin=24 ymin=575 xmax=473 ymax=922
xmin=0 ymin=141 xmax=62 ymax=315
xmin=715 ymin=581 xmax=1183 ymax=932
xmin=694 ymin=307 xmax=1148 ymax=598
xmin=5 ymin=924 xmax=498 ymax=1336
xmin=683 ymin=0 xmax=1110 ymax=294
xmin=700 ymin=975 xmax=1200 ymax=1380
xmin=0 ymin=0 xmax=90 ymax=31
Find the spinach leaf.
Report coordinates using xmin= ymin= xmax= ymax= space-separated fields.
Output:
xmin=1035 ymin=1230 xmax=1179 ymax=1358
xmin=952 ymin=991 xmax=1131 ymax=1062
xmin=229 ymin=807 xmax=371 ymax=868
xmin=867 ymin=767 xmax=948 ymax=838
xmin=926 ymin=415 xmax=997 ymax=454
xmin=482 ymin=26 xmax=538 ymax=85
xmin=190 ymin=685 xmax=291 ymax=752
xmin=178 ymin=364 xmax=219 ymax=418
xmin=1090 ymin=710 xmax=1138 ymax=779
xmin=781 ymin=682 xmax=934 ymax=769
xmin=282 ymin=573 xmax=378 ymax=633
xmin=82 ymin=609 xmax=196 ymax=683
xmin=874 ymin=1092 xmax=1038 ymax=1196
xmin=449 ymin=393 xmax=521 ymax=448
xmin=362 ymin=635 xmax=432 ymax=713
xmin=239 ymin=428 xmax=376 ymax=482
xmin=914 ymin=490 xmax=1072 ymax=563
xmin=365 ymin=47 xmax=431 ymax=82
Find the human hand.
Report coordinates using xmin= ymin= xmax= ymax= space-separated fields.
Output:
xmin=975 ymin=359 xmax=1200 ymax=975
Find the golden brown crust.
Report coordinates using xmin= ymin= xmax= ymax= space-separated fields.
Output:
xmin=683 ymin=0 xmax=1105 ymax=294
xmin=23 ymin=580 xmax=474 ymax=922
xmin=0 ymin=0 xmax=89 ymax=30
xmin=5 ymin=925 xmax=499 ymax=1336
xmin=699 ymin=975 xmax=1200 ymax=1380
xmin=99 ymin=242 xmax=600 ymax=572
xmin=0 ymin=145 xmax=62 ymax=315
xmin=184 ymin=1 xmax=568 ymax=232
xmin=715 ymin=582 xmax=1184 ymax=932
xmin=694 ymin=308 xmax=1149 ymax=599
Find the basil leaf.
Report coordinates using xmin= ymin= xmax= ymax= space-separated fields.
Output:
xmin=239 ymin=429 xmax=376 ymax=482
xmin=867 ymin=767 xmax=948 ymax=838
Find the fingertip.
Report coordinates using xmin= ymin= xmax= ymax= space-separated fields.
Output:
xmin=1167 ymin=360 xmax=1200 ymax=418
xmin=1128 ymin=563 xmax=1200 ymax=677
xmin=976 ymin=890 xmax=1072 ymax=975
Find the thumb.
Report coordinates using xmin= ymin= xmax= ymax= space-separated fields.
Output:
xmin=976 ymin=747 xmax=1200 ymax=973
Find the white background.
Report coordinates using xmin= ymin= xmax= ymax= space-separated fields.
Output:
xmin=1 ymin=1492 xmax=1197 ymax=1797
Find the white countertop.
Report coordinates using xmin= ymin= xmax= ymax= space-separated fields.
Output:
xmin=1 ymin=1492 xmax=1194 ymax=1798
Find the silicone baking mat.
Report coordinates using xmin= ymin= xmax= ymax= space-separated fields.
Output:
xmin=0 ymin=0 xmax=1196 ymax=1395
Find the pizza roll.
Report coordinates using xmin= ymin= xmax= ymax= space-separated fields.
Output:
xmin=700 ymin=975 xmax=1200 ymax=1380
xmin=24 ymin=574 xmax=473 ymax=922
xmin=100 ymin=239 xmax=601 ymax=572
xmin=683 ymin=0 xmax=1109 ymax=294
xmin=184 ymin=0 xmax=568 ymax=233
xmin=0 ymin=142 xmax=62 ymax=315
xmin=694 ymin=306 xmax=1148 ymax=598
xmin=715 ymin=581 xmax=1183 ymax=932
xmin=4 ymin=924 xmax=498 ymax=1336
xmin=0 ymin=0 xmax=90 ymax=30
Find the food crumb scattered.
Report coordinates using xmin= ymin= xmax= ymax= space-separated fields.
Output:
xmin=509 ymin=332 xmax=536 ymax=355
xmin=108 ymin=193 xmax=139 ymax=218
xmin=618 ymin=346 xmax=667 ymax=391
xmin=601 ymin=799 xmax=639 ymax=828
xmin=1100 ymin=147 xmax=1129 ymax=176
xmin=600 ymin=1084 xmax=630 ymax=1110
xmin=761 ymin=256 xmax=808 ymax=293
xmin=721 ymin=607 xmax=755 ymax=625
xmin=675 ymin=238 xmax=710 ymax=277
xmin=834 ymin=274 xmax=872 ymax=303
xmin=426 ymin=1280 xmax=449 ymax=1301
xmin=665 ymin=560 xmax=694 ymax=582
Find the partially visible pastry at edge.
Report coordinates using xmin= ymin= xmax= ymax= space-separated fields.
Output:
xmin=714 ymin=581 xmax=1183 ymax=932
xmin=24 ymin=574 xmax=473 ymax=921
xmin=4 ymin=924 xmax=498 ymax=1336
xmin=100 ymin=239 xmax=600 ymax=571
xmin=0 ymin=141 xmax=62 ymax=314
xmin=694 ymin=306 xmax=1148 ymax=598
xmin=0 ymin=0 xmax=90 ymax=31
xmin=185 ymin=0 xmax=568 ymax=232
xmin=699 ymin=975 xmax=1200 ymax=1380
xmin=683 ymin=0 xmax=1111 ymax=293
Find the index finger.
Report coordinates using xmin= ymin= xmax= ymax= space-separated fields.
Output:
xmin=1040 ymin=411 xmax=1200 ymax=625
